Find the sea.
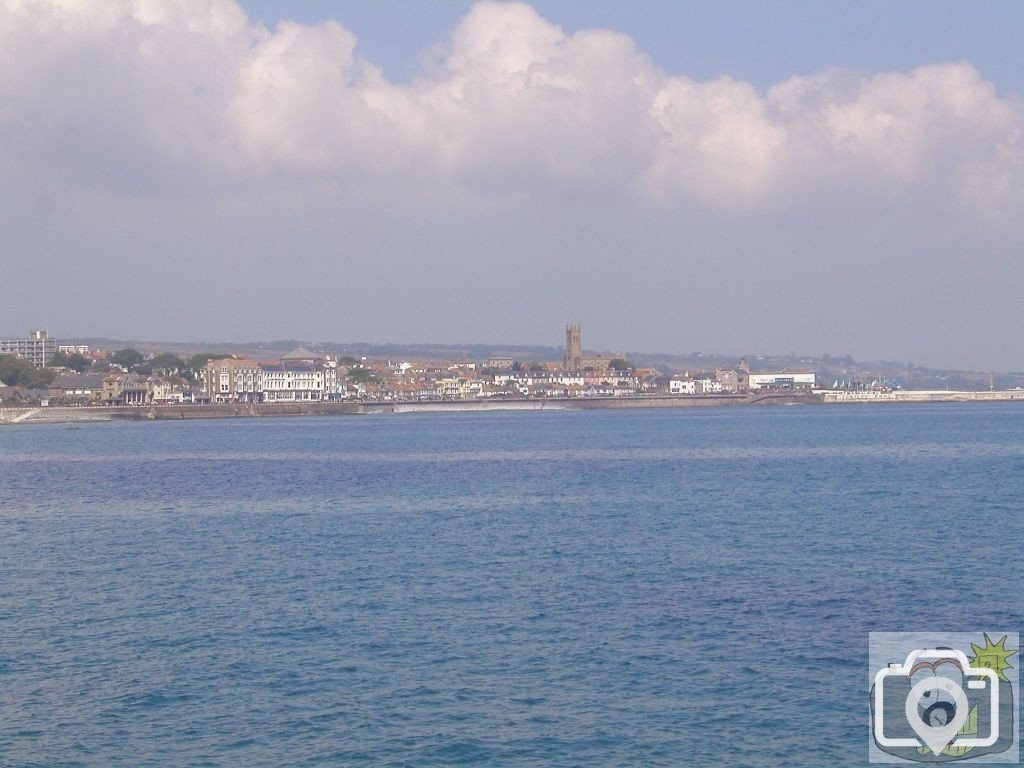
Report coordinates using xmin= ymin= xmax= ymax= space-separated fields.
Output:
xmin=1 ymin=404 xmax=1022 ymax=767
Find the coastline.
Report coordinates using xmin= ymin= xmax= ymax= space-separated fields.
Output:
xmin=3 ymin=389 xmax=1024 ymax=425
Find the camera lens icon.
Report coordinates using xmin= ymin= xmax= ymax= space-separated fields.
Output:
xmin=873 ymin=648 xmax=1000 ymax=756
xmin=905 ymin=674 xmax=971 ymax=755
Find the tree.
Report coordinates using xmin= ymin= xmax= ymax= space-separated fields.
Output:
xmin=609 ymin=358 xmax=633 ymax=371
xmin=150 ymin=353 xmax=185 ymax=373
xmin=346 ymin=367 xmax=379 ymax=384
xmin=181 ymin=352 xmax=230 ymax=381
xmin=528 ymin=362 xmax=546 ymax=372
xmin=0 ymin=354 xmax=29 ymax=385
xmin=49 ymin=351 xmax=91 ymax=372
xmin=511 ymin=361 xmax=524 ymax=371
xmin=110 ymin=348 xmax=145 ymax=369
xmin=0 ymin=354 xmax=56 ymax=388
xmin=338 ymin=355 xmax=361 ymax=366
xmin=187 ymin=352 xmax=228 ymax=370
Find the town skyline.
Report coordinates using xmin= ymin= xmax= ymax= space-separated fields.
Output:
xmin=4 ymin=324 xmax=1022 ymax=385
xmin=1 ymin=330 xmax=1018 ymax=378
xmin=6 ymin=322 xmax=1024 ymax=420
xmin=38 ymin=330 xmax=1024 ymax=376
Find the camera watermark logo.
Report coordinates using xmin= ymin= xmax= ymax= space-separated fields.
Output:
xmin=869 ymin=633 xmax=1018 ymax=763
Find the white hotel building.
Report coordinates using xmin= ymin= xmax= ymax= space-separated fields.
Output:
xmin=204 ymin=346 xmax=341 ymax=403
xmin=260 ymin=361 xmax=336 ymax=402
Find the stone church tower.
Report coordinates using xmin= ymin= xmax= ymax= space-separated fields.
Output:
xmin=564 ymin=324 xmax=582 ymax=371
xmin=737 ymin=356 xmax=750 ymax=392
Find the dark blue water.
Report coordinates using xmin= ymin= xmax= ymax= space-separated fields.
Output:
xmin=1 ymin=405 xmax=1022 ymax=767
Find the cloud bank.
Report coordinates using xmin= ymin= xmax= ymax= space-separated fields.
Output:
xmin=1 ymin=0 xmax=1021 ymax=217
xmin=1 ymin=0 xmax=1022 ymax=369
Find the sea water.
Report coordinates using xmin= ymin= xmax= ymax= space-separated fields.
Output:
xmin=1 ymin=404 xmax=1022 ymax=766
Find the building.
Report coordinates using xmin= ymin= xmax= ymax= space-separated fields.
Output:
xmin=204 ymin=358 xmax=261 ymax=403
xmin=737 ymin=357 xmax=751 ymax=391
xmin=564 ymin=324 xmax=582 ymax=370
xmin=487 ymin=357 xmax=516 ymax=370
xmin=260 ymin=361 xmax=335 ymax=402
xmin=150 ymin=377 xmax=190 ymax=404
xmin=58 ymin=344 xmax=90 ymax=355
xmin=700 ymin=378 xmax=724 ymax=394
xmin=255 ymin=348 xmax=338 ymax=402
xmin=48 ymin=372 xmax=107 ymax=403
xmin=435 ymin=376 xmax=483 ymax=399
xmin=0 ymin=330 xmax=57 ymax=368
xmin=716 ymin=369 xmax=740 ymax=393
xmin=669 ymin=378 xmax=697 ymax=395
xmin=203 ymin=353 xmax=338 ymax=403
xmin=562 ymin=323 xmax=614 ymax=372
xmin=669 ymin=376 xmax=724 ymax=395
xmin=747 ymin=371 xmax=816 ymax=390
xmin=581 ymin=370 xmax=635 ymax=388
xmin=102 ymin=374 xmax=150 ymax=405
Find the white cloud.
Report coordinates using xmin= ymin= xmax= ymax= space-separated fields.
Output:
xmin=0 ymin=0 xmax=1021 ymax=218
xmin=648 ymin=75 xmax=786 ymax=204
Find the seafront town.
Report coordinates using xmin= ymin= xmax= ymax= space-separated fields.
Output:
xmin=3 ymin=326 xmax=1024 ymax=422
xmin=0 ymin=326 xmax=818 ymax=409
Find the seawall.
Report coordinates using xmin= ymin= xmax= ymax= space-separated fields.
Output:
xmin=0 ymin=392 xmax=818 ymax=424
xmin=817 ymin=389 xmax=1024 ymax=403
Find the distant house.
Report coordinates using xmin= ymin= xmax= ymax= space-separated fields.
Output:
xmin=582 ymin=371 xmax=636 ymax=389
xmin=669 ymin=379 xmax=697 ymax=395
xmin=150 ymin=376 xmax=190 ymax=404
xmin=435 ymin=377 xmax=483 ymax=399
xmin=48 ymin=373 xmax=107 ymax=403
xmin=669 ymin=377 xmax=723 ymax=395
xmin=716 ymin=369 xmax=740 ymax=393
xmin=701 ymin=378 xmax=724 ymax=394
xmin=102 ymin=374 xmax=150 ymax=405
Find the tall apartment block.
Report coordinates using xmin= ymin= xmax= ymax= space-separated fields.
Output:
xmin=0 ymin=330 xmax=57 ymax=368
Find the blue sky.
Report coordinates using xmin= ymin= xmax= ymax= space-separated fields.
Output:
xmin=1 ymin=1 xmax=1023 ymax=369
xmin=239 ymin=1 xmax=1024 ymax=95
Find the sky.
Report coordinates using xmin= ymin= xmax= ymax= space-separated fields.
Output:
xmin=1 ymin=1 xmax=1022 ymax=370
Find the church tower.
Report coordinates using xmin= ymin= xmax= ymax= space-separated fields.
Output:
xmin=737 ymin=356 xmax=750 ymax=392
xmin=564 ymin=324 xmax=582 ymax=371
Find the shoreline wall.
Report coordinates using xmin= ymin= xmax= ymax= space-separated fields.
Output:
xmin=817 ymin=389 xmax=1024 ymax=403
xmin=7 ymin=389 xmax=1024 ymax=424
xmin=1 ymin=393 xmax=808 ymax=423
